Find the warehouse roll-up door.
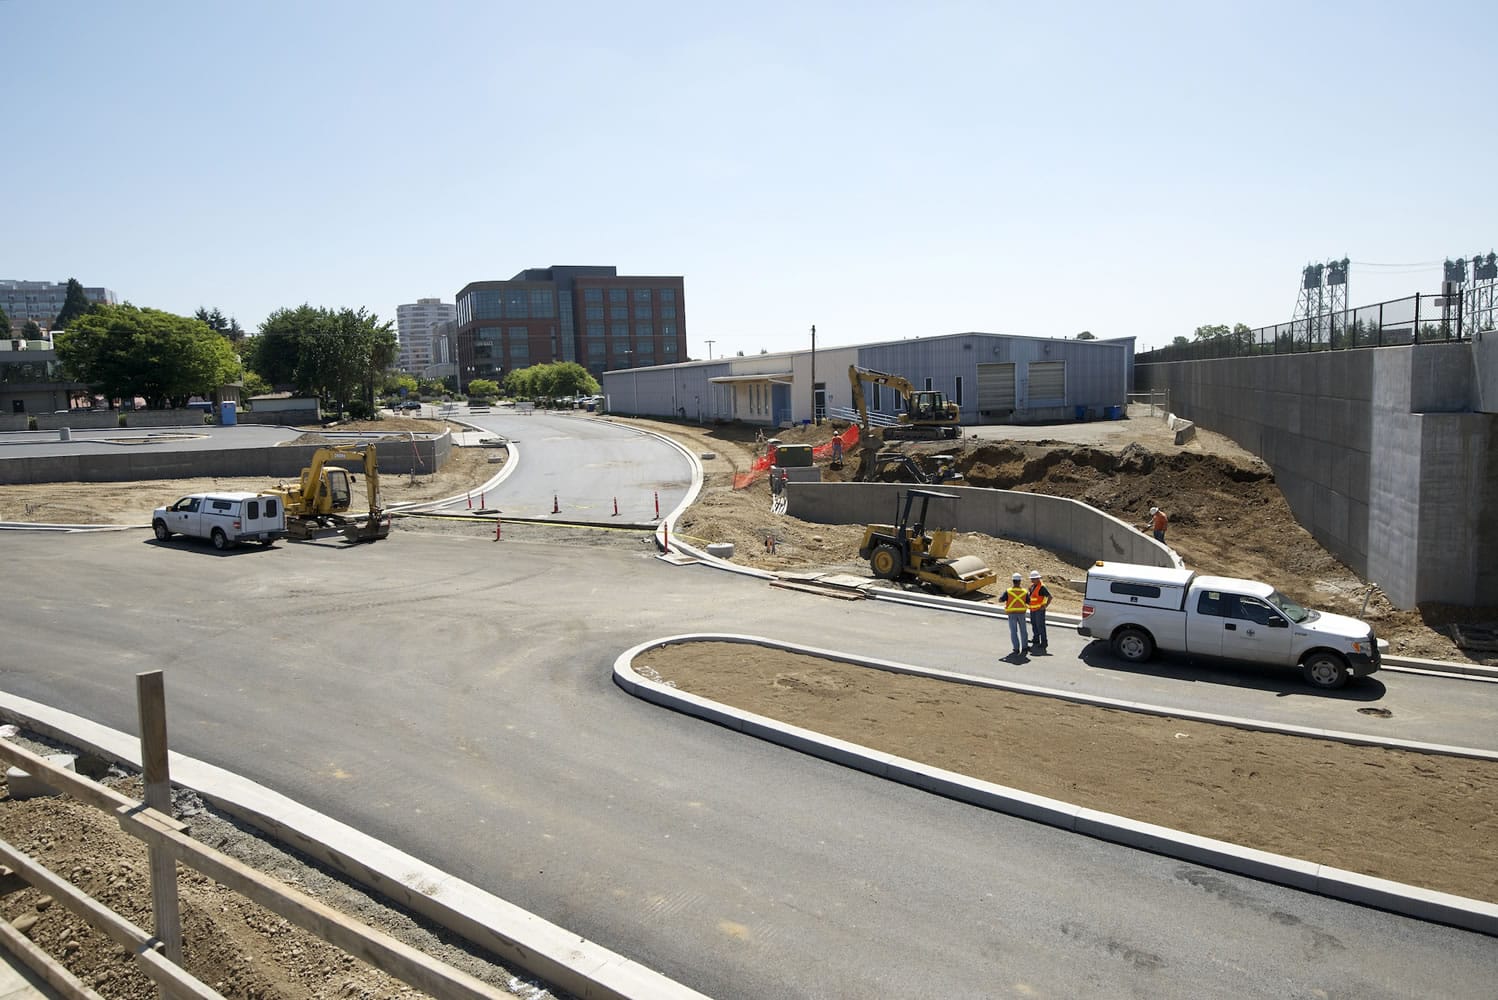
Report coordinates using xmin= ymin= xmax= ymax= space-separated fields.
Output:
xmin=1027 ymin=360 xmax=1065 ymax=402
xmin=977 ymin=362 xmax=1016 ymax=413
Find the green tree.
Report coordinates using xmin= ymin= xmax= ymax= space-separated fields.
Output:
xmin=467 ymin=378 xmax=500 ymax=399
xmin=251 ymin=305 xmax=396 ymax=416
xmin=0 ymin=304 xmax=10 ymax=335
xmin=22 ymin=320 xmax=43 ymax=339
xmin=1193 ymin=324 xmax=1231 ymax=340
xmin=1076 ymin=330 xmax=1096 ymax=340
xmin=547 ymin=361 xmax=600 ymax=398
xmin=196 ymin=306 xmax=247 ymax=343
xmin=55 ymin=304 xmax=241 ymax=408
xmin=1171 ymin=336 xmax=1190 ymax=347
xmin=52 ymin=278 xmax=94 ymax=331
xmin=241 ymin=370 xmax=272 ymax=398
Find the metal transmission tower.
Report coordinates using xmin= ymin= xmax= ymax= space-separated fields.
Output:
xmin=1465 ymin=252 xmax=1497 ymax=334
xmin=1290 ymin=258 xmax=1350 ymax=348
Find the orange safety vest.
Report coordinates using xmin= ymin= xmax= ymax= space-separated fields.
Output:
xmin=1004 ymin=587 xmax=1028 ymax=614
xmin=1027 ymin=581 xmax=1049 ymax=611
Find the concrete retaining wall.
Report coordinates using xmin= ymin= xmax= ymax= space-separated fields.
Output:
xmin=32 ymin=411 xmax=212 ymax=430
xmin=1136 ymin=343 xmax=1498 ymax=608
xmin=786 ymin=482 xmax=1178 ymax=569
xmin=0 ymin=415 xmax=28 ymax=432
xmin=0 ymin=431 xmax=451 ymax=485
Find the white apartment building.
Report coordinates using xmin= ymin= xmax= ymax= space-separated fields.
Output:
xmin=395 ymin=298 xmax=456 ymax=373
xmin=2 ymin=280 xmax=118 ymax=332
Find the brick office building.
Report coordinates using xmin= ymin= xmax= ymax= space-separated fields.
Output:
xmin=454 ymin=266 xmax=685 ymax=390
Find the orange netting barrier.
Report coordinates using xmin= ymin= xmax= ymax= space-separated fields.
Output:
xmin=731 ymin=425 xmax=860 ymax=490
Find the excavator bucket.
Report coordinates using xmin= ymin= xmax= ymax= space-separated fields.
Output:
xmin=341 ymin=514 xmax=391 ymax=543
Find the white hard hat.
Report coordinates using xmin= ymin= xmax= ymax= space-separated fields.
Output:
xmin=1012 ymin=573 xmax=1022 ymax=582
xmin=1149 ymin=506 xmax=1159 ymax=515
xmin=1029 ymin=570 xmax=1041 ymax=579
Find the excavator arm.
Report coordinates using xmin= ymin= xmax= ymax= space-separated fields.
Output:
xmin=848 ymin=365 xmax=917 ymax=437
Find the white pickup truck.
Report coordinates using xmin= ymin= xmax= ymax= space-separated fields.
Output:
xmin=1077 ymin=561 xmax=1381 ymax=689
xmin=152 ymin=492 xmax=285 ymax=550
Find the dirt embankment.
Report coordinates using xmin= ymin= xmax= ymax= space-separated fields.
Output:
xmin=611 ymin=415 xmax=1489 ymax=664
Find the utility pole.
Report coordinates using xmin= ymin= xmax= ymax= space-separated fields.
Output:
xmin=810 ymin=324 xmax=818 ymax=426
xmin=705 ymin=339 xmax=716 ymax=360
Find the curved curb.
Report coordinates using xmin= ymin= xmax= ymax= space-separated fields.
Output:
xmin=613 ymin=633 xmax=1498 ymax=938
xmin=0 ymin=692 xmax=707 ymax=1000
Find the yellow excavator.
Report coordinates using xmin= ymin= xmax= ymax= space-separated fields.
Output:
xmin=848 ymin=365 xmax=962 ymax=443
xmin=270 ymin=445 xmax=391 ymax=542
xmin=858 ymin=488 xmax=996 ymax=597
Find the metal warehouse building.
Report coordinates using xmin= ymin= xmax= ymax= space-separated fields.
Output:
xmin=599 ymin=331 xmax=1134 ymax=428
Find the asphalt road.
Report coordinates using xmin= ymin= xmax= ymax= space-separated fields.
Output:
xmin=2 ymin=528 xmax=1495 ymax=1000
xmin=448 ymin=410 xmax=694 ymax=521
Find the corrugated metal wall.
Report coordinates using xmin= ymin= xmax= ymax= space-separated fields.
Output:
xmin=599 ymin=334 xmax=1131 ymax=425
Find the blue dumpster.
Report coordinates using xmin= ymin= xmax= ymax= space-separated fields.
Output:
xmin=219 ymin=401 xmax=238 ymax=426
xmin=1107 ymin=405 xmax=1123 ymax=420
xmin=1074 ymin=405 xmax=1087 ymax=422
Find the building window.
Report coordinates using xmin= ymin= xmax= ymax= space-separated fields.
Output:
xmin=661 ymin=305 xmax=676 ymax=319
xmin=584 ymin=288 xmax=602 ymax=303
xmin=954 ymin=376 xmax=964 ymax=406
xmin=635 ymin=303 xmax=652 ymax=320
xmin=873 ymin=384 xmax=882 ymax=410
xmin=610 ymin=305 xmax=629 ymax=321
xmin=502 ymin=289 xmax=528 ymax=319
xmin=608 ymin=288 xmax=627 ymax=303
xmin=663 ymin=323 xmax=676 ymax=338
xmin=660 ymin=288 xmax=675 ymax=302
xmin=611 ymin=324 xmax=629 ymax=341
xmin=586 ymin=322 xmax=604 ymax=338
xmin=635 ymin=323 xmax=653 ymax=339
xmin=473 ymin=290 xmax=502 ymax=320
xmin=662 ymin=341 xmax=676 ymax=355
xmin=529 ymin=288 xmax=555 ymax=319
xmin=509 ymin=340 xmax=528 ymax=362
xmin=588 ymin=341 xmax=605 ymax=359
xmin=585 ymin=304 xmax=604 ymax=321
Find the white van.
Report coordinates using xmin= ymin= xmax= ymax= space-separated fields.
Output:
xmin=152 ymin=492 xmax=286 ymax=550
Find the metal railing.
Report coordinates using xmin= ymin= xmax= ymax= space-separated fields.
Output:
xmin=1138 ymin=292 xmax=1491 ymax=364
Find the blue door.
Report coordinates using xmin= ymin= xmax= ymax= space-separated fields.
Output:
xmin=772 ymin=384 xmax=792 ymax=427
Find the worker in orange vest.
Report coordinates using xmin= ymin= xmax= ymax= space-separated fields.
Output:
xmin=1004 ymin=573 xmax=1030 ymax=657
xmin=1143 ymin=506 xmax=1168 ymax=542
xmin=1027 ymin=570 xmax=1052 ymax=652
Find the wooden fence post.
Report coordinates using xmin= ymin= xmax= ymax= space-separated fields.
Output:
xmin=136 ymin=670 xmax=183 ymax=968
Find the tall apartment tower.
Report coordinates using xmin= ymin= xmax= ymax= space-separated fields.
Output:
xmin=395 ymin=298 xmax=456 ymax=373
xmin=454 ymin=265 xmax=686 ymax=389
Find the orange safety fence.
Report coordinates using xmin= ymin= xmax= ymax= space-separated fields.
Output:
xmin=731 ymin=425 xmax=860 ymax=490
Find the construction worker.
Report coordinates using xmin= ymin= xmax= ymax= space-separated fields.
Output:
xmin=1027 ymin=570 xmax=1052 ymax=652
xmin=1004 ymin=573 xmax=1030 ymax=657
xmin=1143 ymin=506 xmax=1168 ymax=542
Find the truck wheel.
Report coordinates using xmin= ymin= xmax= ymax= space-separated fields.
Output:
xmin=152 ymin=520 xmax=171 ymax=541
xmin=211 ymin=528 xmax=230 ymax=551
xmin=870 ymin=544 xmax=904 ymax=580
xmin=1112 ymin=626 xmax=1155 ymax=662
xmin=1302 ymin=653 xmax=1349 ymax=690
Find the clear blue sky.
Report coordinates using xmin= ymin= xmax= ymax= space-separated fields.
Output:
xmin=6 ymin=1 xmax=1495 ymax=353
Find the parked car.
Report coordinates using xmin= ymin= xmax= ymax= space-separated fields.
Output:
xmin=399 ymin=400 xmax=422 ymax=410
xmin=1078 ymin=561 xmax=1381 ymax=689
xmin=152 ymin=492 xmax=285 ymax=550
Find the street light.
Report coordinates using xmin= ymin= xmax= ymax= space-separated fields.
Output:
xmin=810 ymin=324 xmax=818 ymax=426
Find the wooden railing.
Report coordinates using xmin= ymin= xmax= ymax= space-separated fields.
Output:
xmin=0 ymin=671 xmax=511 ymax=1000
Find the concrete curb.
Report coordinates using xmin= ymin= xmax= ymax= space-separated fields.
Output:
xmin=0 ymin=693 xmax=708 ymax=1000
xmin=614 ymin=633 xmax=1498 ymax=938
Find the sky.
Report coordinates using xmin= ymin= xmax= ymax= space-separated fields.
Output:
xmin=5 ymin=1 xmax=1496 ymax=354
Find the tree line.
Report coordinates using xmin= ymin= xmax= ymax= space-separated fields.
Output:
xmin=40 ymin=282 xmax=396 ymax=416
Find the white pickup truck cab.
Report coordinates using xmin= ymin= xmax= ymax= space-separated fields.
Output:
xmin=1077 ymin=561 xmax=1381 ymax=689
xmin=152 ymin=492 xmax=285 ymax=550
